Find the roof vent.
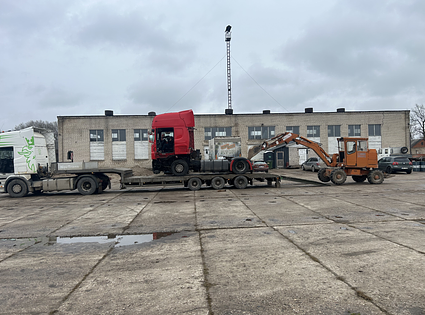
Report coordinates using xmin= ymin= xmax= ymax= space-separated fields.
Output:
xmin=148 ymin=111 xmax=156 ymax=116
xmin=305 ymin=108 xmax=313 ymax=113
xmin=263 ymin=110 xmax=271 ymax=114
xmin=225 ymin=109 xmax=233 ymax=115
xmin=105 ymin=110 xmax=113 ymax=116
xmin=337 ymin=108 xmax=345 ymax=113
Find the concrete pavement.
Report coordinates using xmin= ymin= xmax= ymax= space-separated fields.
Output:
xmin=0 ymin=169 xmax=424 ymax=314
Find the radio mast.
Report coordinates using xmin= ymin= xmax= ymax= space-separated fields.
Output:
xmin=225 ymin=25 xmax=233 ymax=115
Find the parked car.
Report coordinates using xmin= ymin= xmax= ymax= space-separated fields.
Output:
xmin=252 ymin=161 xmax=269 ymax=173
xmin=378 ymin=156 xmax=413 ymax=174
xmin=301 ymin=157 xmax=323 ymax=172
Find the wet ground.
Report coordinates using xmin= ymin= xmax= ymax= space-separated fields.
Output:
xmin=0 ymin=169 xmax=424 ymax=315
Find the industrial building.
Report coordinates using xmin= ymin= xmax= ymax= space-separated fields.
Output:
xmin=57 ymin=108 xmax=410 ymax=171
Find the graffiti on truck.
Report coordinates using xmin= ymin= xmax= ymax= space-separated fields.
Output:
xmin=17 ymin=136 xmax=36 ymax=172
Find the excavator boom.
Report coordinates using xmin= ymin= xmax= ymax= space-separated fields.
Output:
xmin=248 ymin=132 xmax=334 ymax=166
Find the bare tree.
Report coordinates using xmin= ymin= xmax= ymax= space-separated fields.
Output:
xmin=411 ymin=104 xmax=425 ymax=139
xmin=14 ymin=120 xmax=58 ymax=139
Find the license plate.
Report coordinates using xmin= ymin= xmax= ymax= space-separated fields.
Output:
xmin=402 ymin=167 xmax=407 ymax=169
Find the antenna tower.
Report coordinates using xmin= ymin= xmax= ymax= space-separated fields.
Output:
xmin=225 ymin=25 xmax=233 ymax=115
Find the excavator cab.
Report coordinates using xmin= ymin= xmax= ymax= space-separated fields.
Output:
xmin=337 ymin=138 xmax=374 ymax=168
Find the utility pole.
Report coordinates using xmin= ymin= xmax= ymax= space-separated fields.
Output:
xmin=225 ymin=25 xmax=233 ymax=115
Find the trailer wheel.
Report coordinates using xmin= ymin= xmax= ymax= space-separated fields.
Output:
xmin=187 ymin=177 xmax=202 ymax=191
xmin=330 ymin=169 xmax=347 ymax=185
xmin=234 ymin=175 xmax=248 ymax=189
xmin=352 ymin=175 xmax=367 ymax=182
xmin=317 ymin=168 xmax=331 ymax=182
xmin=233 ymin=160 xmax=248 ymax=174
xmin=7 ymin=179 xmax=28 ymax=198
xmin=367 ymin=170 xmax=384 ymax=184
xmin=171 ymin=159 xmax=189 ymax=176
xmin=211 ymin=176 xmax=225 ymax=190
xmin=77 ymin=176 xmax=97 ymax=195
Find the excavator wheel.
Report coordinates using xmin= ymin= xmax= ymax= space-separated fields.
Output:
xmin=367 ymin=169 xmax=384 ymax=184
xmin=330 ymin=169 xmax=347 ymax=185
xmin=352 ymin=175 xmax=367 ymax=183
xmin=317 ymin=168 xmax=331 ymax=182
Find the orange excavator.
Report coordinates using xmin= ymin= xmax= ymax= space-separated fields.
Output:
xmin=248 ymin=132 xmax=384 ymax=185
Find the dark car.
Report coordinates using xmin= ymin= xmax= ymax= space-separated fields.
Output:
xmin=378 ymin=156 xmax=413 ymax=174
xmin=252 ymin=161 xmax=269 ymax=173
xmin=301 ymin=157 xmax=323 ymax=172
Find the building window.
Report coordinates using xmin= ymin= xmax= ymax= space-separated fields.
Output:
xmin=307 ymin=126 xmax=320 ymax=138
xmin=248 ymin=126 xmax=275 ymax=140
xmin=368 ymin=124 xmax=381 ymax=136
xmin=134 ymin=129 xmax=148 ymax=141
xmin=328 ymin=125 xmax=341 ymax=137
xmin=90 ymin=130 xmax=104 ymax=142
xmin=348 ymin=125 xmax=361 ymax=137
xmin=204 ymin=127 xmax=232 ymax=140
xmin=112 ymin=129 xmax=126 ymax=142
xmin=286 ymin=126 xmax=300 ymax=134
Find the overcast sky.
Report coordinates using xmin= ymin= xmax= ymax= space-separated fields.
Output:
xmin=1 ymin=0 xmax=424 ymax=130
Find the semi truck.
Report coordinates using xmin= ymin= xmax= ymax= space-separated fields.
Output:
xmin=0 ymin=125 xmax=281 ymax=198
xmin=150 ymin=110 xmax=252 ymax=176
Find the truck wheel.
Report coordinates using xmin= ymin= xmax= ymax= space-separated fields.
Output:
xmin=317 ymin=168 xmax=331 ymax=182
xmin=187 ymin=177 xmax=202 ymax=191
xmin=352 ymin=175 xmax=367 ymax=182
xmin=77 ymin=177 xmax=97 ymax=195
xmin=233 ymin=160 xmax=248 ymax=174
xmin=211 ymin=176 xmax=225 ymax=190
xmin=234 ymin=175 xmax=248 ymax=189
xmin=171 ymin=159 xmax=189 ymax=176
xmin=330 ymin=169 xmax=347 ymax=185
xmin=7 ymin=179 xmax=28 ymax=198
xmin=367 ymin=170 xmax=384 ymax=184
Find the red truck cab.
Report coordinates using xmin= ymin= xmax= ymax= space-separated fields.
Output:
xmin=150 ymin=109 xmax=251 ymax=176
xmin=150 ymin=110 xmax=201 ymax=175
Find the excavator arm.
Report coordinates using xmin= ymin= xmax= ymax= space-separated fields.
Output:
xmin=247 ymin=132 xmax=337 ymax=167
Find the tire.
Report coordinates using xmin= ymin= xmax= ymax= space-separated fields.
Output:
xmin=330 ymin=169 xmax=347 ymax=185
xmin=317 ymin=168 xmax=331 ymax=182
xmin=171 ymin=159 xmax=189 ymax=176
xmin=406 ymin=169 xmax=412 ymax=174
xmin=302 ymin=165 xmax=305 ymax=171
xmin=187 ymin=177 xmax=202 ymax=191
xmin=311 ymin=166 xmax=315 ymax=172
xmin=97 ymin=174 xmax=110 ymax=191
xmin=401 ymin=147 xmax=408 ymax=154
xmin=385 ymin=166 xmax=392 ymax=174
xmin=232 ymin=159 xmax=248 ymax=174
xmin=77 ymin=176 xmax=97 ymax=195
xmin=352 ymin=175 xmax=367 ymax=182
xmin=367 ymin=170 xmax=384 ymax=184
xmin=211 ymin=176 xmax=225 ymax=190
xmin=233 ymin=175 xmax=248 ymax=189
xmin=7 ymin=179 xmax=28 ymax=198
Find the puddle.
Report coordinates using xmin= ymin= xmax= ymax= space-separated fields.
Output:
xmin=56 ymin=232 xmax=176 ymax=247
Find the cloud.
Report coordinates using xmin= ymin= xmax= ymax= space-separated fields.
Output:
xmin=277 ymin=0 xmax=425 ymax=103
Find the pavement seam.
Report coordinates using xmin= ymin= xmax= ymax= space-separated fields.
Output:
xmin=194 ymin=191 xmax=214 ymax=315
xmin=49 ymin=246 xmax=115 ymax=315
xmin=47 ymin=191 xmax=128 ymax=235
xmin=120 ymin=189 xmax=162 ymax=234
xmin=231 ymin=190 xmax=393 ymax=315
